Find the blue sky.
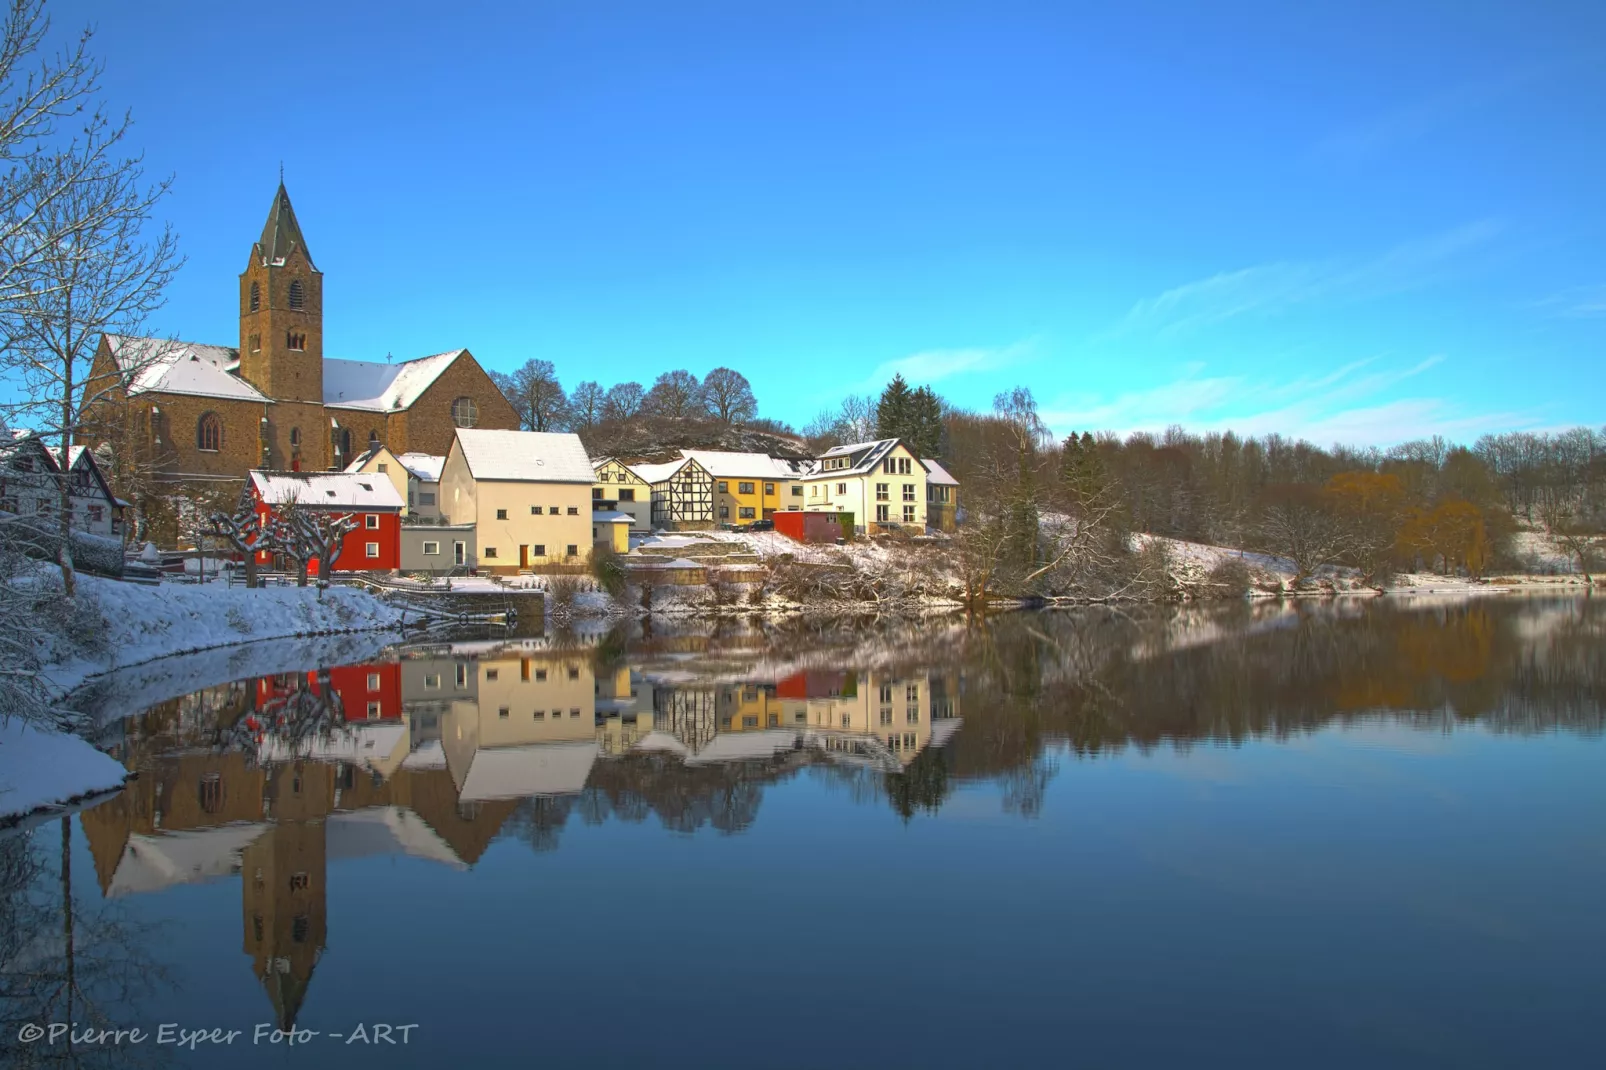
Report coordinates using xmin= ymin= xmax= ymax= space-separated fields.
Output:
xmin=58 ymin=0 xmax=1606 ymax=445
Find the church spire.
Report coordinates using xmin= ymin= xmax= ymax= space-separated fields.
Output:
xmin=257 ymin=182 xmax=315 ymax=269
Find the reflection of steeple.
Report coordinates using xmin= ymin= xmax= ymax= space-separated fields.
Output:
xmin=241 ymin=821 xmax=326 ymax=1031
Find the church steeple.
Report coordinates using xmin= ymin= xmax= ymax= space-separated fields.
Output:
xmin=239 ymin=182 xmax=323 ymax=407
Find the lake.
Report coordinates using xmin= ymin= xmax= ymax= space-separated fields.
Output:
xmin=3 ymin=595 xmax=1603 ymax=1069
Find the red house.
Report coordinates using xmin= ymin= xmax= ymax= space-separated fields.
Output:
xmin=247 ymin=470 xmax=404 ymax=573
xmin=252 ymin=662 xmax=403 ymax=721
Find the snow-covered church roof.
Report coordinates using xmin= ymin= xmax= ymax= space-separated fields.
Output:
xmin=104 ymin=333 xmax=469 ymax=411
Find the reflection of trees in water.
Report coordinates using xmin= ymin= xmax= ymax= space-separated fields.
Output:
xmin=505 ymin=797 xmax=576 ymax=853
xmin=582 ymin=754 xmax=807 ymax=836
xmin=0 ymin=821 xmax=174 ymax=1069
xmin=947 ymin=597 xmax=1606 ymax=789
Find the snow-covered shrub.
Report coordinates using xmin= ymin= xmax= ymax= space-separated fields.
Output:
xmin=71 ymin=531 xmax=125 ymax=578
xmin=547 ymin=573 xmax=581 ymax=617
xmin=1206 ymin=557 xmax=1252 ymax=599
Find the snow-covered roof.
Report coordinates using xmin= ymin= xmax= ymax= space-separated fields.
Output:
xmin=678 ymin=449 xmax=808 ymax=481
xmin=396 ymin=452 xmax=445 ymax=482
xmin=683 ymin=729 xmax=799 ymax=765
xmin=105 ymin=334 xmax=268 ymax=403
xmin=249 ymin=470 xmax=405 ymax=510
xmin=629 ymin=457 xmax=701 ymax=485
xmin=592 ymin=510 xmax=634 ymax=523
xmin=323 ymin=350 xmax=464 ymax=412
xmin=401 ymin=740 xmax=447 ymax=770
xmin=807 ymin=438 xmax=902 ymax=477
xmin=453 ymin=428 xmax=594 ymax=483
xmin=927 ymin=718 xmax=964 ymax=747
xmin=921 ymin=458 xmax=958 ymax=486
xmin=326 ymin=807 xmax=466 ymax=869
xmin=458 ymin=742 xmax=599 ymax=801
xmin=107 ymin=823 xmax=271 ymax=898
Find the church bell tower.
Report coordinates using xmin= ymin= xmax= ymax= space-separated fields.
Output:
xmin=238 ymin=183 xmax=323 ymax=404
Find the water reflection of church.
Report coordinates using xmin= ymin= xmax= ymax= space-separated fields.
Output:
xmin=79 ymin=644 xmax=961 ymax=1030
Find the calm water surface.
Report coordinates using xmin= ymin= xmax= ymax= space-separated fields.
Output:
xmin=3 ymin=596 xmax=1604 ymax=1069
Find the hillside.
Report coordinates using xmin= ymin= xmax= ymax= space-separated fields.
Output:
xmin=580 ymin=417 xmax=814 ymax=462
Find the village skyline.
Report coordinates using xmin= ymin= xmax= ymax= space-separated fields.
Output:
xmin=47 ymin=0 xmax=1606 ymax=445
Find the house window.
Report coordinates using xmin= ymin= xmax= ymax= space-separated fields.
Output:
xmin=876 ymin=504 xmax=889 ymax=522
xmin=87 ymin=505 xmax=104 ymax=523
xmin=566 ymin=506 xmax=578 ymax=515
xmin=903 ymin=505 xmax=916 ymax=523
xmin=196 ymin=412 xmax=223 ymax=452
xmin=533 ymin=710 xmax=545 ymax=719
xmin=903 ymin=483 xmax=916 ymax=501
xmin=367 ymin=673 xmax=382 ymax=690
xmin=717 ymin=481 xmax=729 ymax=493
xmin=742 ymin=716 xmax=758 ymax=728
xmin=738 ymin=482 xmax=755 ymax=494
xmin=486 ymin=668 xmax=498 ymax=680
xmin=565 ymin=544 xmax=577 ymax=557
xmin=367 ymin=701 xmax=382 ymax=718
xmin=456 ymin=664 xmax=468 ymax=687
xmin=879 ymin=684 xmax=893 ymax=702
xmin=764 ymin=482 xmax=775 ymax=494
xmin=422 ymin=541 xmax=440 ymax=555
xmin=792 ymin=486 xmax=802 ymax=496
xmin=498 ymin=707 xmax=509 ymax=718
xmin=377 ymin=462 xmax=388 ymax=473
xmin=719 ymin=505 xmax=729 ymax=518
xmin=366 ymin=541 xmax=380 ymax=557
xmin=906 ymin=684 xmax=919 ymax=701
xmin=568 ymin=666 xmax=579 ymax=680
xmin=876 ymin=483 xmax=888 ymax=501
xmin=288 ymin=279 xmax=305 ymax=309
xmin=837 ymin=483 xmax=847 ymax=495
xmin=199 ymin=774 xmax=223 ymax=814
xmin=907 ymin=706 xmax=920 ymax=724
xmin=484 ymin=547 xmax=498 ymax=558
xmin=536 ymin=669 xmax=547 ymax=681
xmin=533 ymin=544 xmax=545 ymax=556
xmin=425 ymin=673 xmax=441 ymax=688
xmin=365 ymin=514 xmax=380 ymax=529
xmin=599 ymin=472 xmax=611 ymax=482
xmin=451 ymin=397 xmax=478 ymax=428
xmin=880 ymin=708 xmax=892 ymax=725
xmin=592 ymin=488 xmax=603 ymax=500
xmin=249 ymin=280 xmax=260 ymax=312
xmin=618 ymin=488 xmax=635 ymax=501
xmin=531 ymin=505 xmax=541 ymax=514
xmin=739 ymin=507 xmax=755 ymax=519
xmin=496 ymin=508 xmax=508 ymax=520
xmin=420 ymin=492 xmax=435 ymax=506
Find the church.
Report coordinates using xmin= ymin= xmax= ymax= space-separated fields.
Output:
xmin=84 ymin=182 xmax=517 ymax=490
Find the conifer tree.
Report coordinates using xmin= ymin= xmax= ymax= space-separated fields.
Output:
xmin=875 ymin=375 xmax=914 ymax=440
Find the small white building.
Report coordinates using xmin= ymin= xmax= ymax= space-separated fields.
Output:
xmin=1 ymin=434 xmax=125 ymax=539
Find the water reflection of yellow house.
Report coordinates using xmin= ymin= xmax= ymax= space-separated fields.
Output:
xmin=775 ymin=670 xmax=960 ymax=765
xmin=438 ymin=652 xmax=599 ymax=801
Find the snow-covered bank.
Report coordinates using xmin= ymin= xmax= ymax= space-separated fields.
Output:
xmin=0 ymin=718 xmax=128 ymax=828
xmin=41 ymin=573 xmax=406 ymax=696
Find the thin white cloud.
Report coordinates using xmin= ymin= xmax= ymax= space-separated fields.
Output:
xmin=1038 ymin=355 xmax=1538 ymax=447
xmin=1110 ymin=221 xmax=1502 ymax=339
xmin=1532 ymin=284 xmax=1606 ymax=318
xmin=853 ymin=337 xmax=1038 ymax=392
xmin=1311 ymin=67 xmax=1545 ymax=164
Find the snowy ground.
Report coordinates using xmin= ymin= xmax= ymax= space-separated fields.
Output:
xmin=40 ymin=573 xmax=406 ymax=696
xmin=0 ymin=718 xmax=128 ymax=828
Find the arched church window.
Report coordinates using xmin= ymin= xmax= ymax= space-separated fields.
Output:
xmin=288 ymin=279 xmax=304 ymax=310
xmin=289 ymin=427 xmax=300 ymax=446
xmin=451 ymin=397 xmax=478 ymax=428
xmin=334 ymin=427 xmax=351 ymax=457
xmin=196 ymin=412 xmax=223 ymax=452
xmin=368 ymin=430 xmax=380 ymax=448
xmin=249 ymin=281 xmax=260 ymax=313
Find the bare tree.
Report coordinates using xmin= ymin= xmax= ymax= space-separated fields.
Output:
xmin=701 ymin=366 xmax=757 ymax=424
xmin=1256 ymin=486 xmax=1351 ymax=584
xmin=569 ymin=380 xmax=604 ymax=430
xmin=642 ymin=369 xmax=707 ymax=420
xmin=0 ymin=4 xmax=181 ymax=597
xmin=602 ymin=381 xmax=646 ymax=421
xmin=204 ymin=490 xmax=275 ymax=589
xmin=269 ymin=506 xmax=356 ymax=596
xmin=492 ymin=358 xmax=569 ymax=432
xmin=803 ymin=393 xmax=877 ymax=450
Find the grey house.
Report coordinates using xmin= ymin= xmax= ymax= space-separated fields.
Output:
xmin=399 ymin=523 xmax=477 ymax=574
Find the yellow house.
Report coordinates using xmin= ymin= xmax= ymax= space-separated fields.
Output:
xmin=678 ymin=449 xmax=812 ymax=523
xmin=591 ymin=457 xmax=652 ymax=530
xmin=439 ymin=428 xmax=596 ymax=573
xmin=923 ymin=458 xmax=959 ymax=533
xmin=800 ymin=438 xmax=929 ymax=533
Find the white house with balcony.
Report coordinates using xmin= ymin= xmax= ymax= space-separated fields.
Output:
xmin=799 ymin=438 xmax=930 ymax=533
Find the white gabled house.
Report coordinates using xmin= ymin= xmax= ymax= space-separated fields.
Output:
xmin=800 ymin=438 xmax=932 ymax=533
xmin=1 ymin=433 xmax=125 ymax=539
xmin=439 ymin=428 xmax=596 ymax=573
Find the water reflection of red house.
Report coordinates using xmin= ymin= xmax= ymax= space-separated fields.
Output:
xmin=252 ymin=664 xmax=403 ymax=721
xmin=776 ymin=671 xmax=850 ymax=700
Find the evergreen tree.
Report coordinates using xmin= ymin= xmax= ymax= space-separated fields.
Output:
xmin=909 ymin=385 xmax=945 ymax=458
xmin=875 ymin=375 xmax=914 ymax=440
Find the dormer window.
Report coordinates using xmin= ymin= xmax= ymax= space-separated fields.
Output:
xmin=249 ymin=281 xmax=260 ymax=312
xmin=288 ymin=279 xmax=305 ymax=310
